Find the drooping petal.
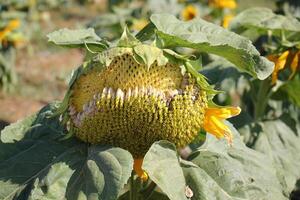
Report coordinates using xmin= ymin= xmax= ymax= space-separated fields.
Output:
xmin=268 ymin=50 xmax=289 ymax=84
xmin=204 ymin=106 xmax=241 ymax=119
xmin=203 ymin=106 xmax=241 ymax=144
xmin=289 ymin=51 xmax=300 ymax=80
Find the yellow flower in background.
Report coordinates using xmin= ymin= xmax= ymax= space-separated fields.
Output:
xmin=209 ymin=0 xmax=237 ymax=9
xmin=131 ymin=19 xmax=148 ymax=31
xmin=222 ymin=14 xmax=234 ymax=28
xmin=267 ymin=50 xmax=290 ymax=84
xmin=203 ymin=106 xmax=241 ymax=144
xmin=0 ymin=19 xmax=21 ymax=43
xmin=133 ymin=158 xmax=148 ymax=181
xmin=181 ymin=5 xmax=198 ymax=21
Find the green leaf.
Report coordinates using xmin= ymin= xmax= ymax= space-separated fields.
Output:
xmin=133 ymin=44 xmax=168 ymax=69
xmin=0 ymin=114 xmax=37 ymax=143
xmin=135 ymin=22 xmax=156 ymax=42
xmin=229 ymin=7 xmax=300 ymax=37
xmin=183 ymin=122 xmax=288 ymax=200
xmin=272 ymin=75 xmax=300 ymax=107
xmin=249 ymin=120 xmax=300 ymax=192
xmin=142 ymin=141 xmax=188 ymax=200
xmin=0 ymin=104 xmax=133 ymax=200
xmin=47 ymin=28 xmax=107 ymax=49
xmin=117 ymin=27 xmax=141 ymax=47
xmin=150 ymin=13 xmax=274 ymax=80
xmin=29 ymin=162 xmax=74 ymax=200
xmin=65 ymin=146 xmax=133 ymax=200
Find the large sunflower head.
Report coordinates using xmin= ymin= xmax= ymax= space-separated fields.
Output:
xmin=56 ymin=30 xmax=240 ymax=160
xmin=64 ymin=45 xmax=208 ymax=157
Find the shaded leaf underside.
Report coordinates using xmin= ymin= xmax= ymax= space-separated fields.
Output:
xmin=0 ymin=104 xmax=133 ymax=200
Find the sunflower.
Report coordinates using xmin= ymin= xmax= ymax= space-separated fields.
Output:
xmin=57 ymin=35 xmax=240 ymax=180
xmin=209 ymin=0 xmax=237 ymax=9
xmin=0 ymin=19 xmax=20 ymax=44
xmin=181 ymin=5 xmax=198 ymax=21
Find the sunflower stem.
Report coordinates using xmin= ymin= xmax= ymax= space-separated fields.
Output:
xmin=130 ymin=172 xmax=143 ymax=200
xmin=254 ymin=78 xmax=271 ymax=120
xmin=130 ymin=172 xmax=135 ymax=200
xmin=140 ymin=181 xmax=157 ymax=200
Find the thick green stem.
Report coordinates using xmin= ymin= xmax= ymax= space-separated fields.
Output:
xmin=130 ymin=173 xmax=136 ymax=200
xmin=254 ymin=79 xmax=271 ymax=120
xmin=141 ymin=182 xmax=157 ymax=200
xmin=130 ymin=173 xmax=144 ymax=200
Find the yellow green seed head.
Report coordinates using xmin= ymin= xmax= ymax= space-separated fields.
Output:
xmin=66 ymin=47 xmax=208 ymax=157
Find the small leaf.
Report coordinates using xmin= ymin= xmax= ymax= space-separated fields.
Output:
xmin=1 ymin=114 xmax=37 ymax=143
xmin=150 ymin=13 xmax=274 ymax=80
xmin=143 ymin=141 xmax=188 ymax=200
xmin=118 ymin=27 xmax=141 ymax=47
xmin=133 ymin=44 xmax=168 ymax=69
xmin=47 ymin=28 xmax=107 ymax=49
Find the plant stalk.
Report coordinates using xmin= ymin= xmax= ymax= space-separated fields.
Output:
xmin=254 ymin=78 xmax=271 ymax=120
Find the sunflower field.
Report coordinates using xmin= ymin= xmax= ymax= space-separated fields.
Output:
xmin=0 ymin=0 xmax=299 ymax=200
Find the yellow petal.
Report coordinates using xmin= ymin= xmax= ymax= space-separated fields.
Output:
xmin=133 ymin=158 xmax=148 ymax=181
xmin=222 ymin=14 xmax=234 ymax=28
xmin=204 ymin=106 xmax=241 ymax=119
xmin=268 ymin=50 xmax=290 ymax=84
xmin=276 ymin=50 xmax=290 ymax=70
xmin=0 ymin=19 xmax=21 ymax=42
xmin=209 ymin=0 xmax=237 ymax=9
xmin=289 ymin=51 xmax=299 ymax=79
xmin=203 ymin=106 xmax=240 ymax=144
xmin=7 ymin=19 xmax=20 ymax=30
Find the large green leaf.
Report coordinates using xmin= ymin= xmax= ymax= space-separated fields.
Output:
xmin=229 ymin=7 xmax=300 ymax=38
xmin=242 ymin=120 xmax=300 ymax=193
xmin=142 ymin=141 xmax=188 ymax=200
xmin=142 ymin=124 xmax=289 ymax=200
xmin=0 ymin=104 xmax=133 ymax=200
xmin=183 ymin=122 xmax=288 ymax=200
xmin=47 ymin=28 xmax=107 ymax=50
xmin=149 ymin=14 xmax=274 ymax=80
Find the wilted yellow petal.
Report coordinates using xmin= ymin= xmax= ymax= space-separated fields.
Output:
xmin=204 ymin=106 xmax=241 ymax=119
xmin=289 ymin=51 xmax=300 ymax=79
xmin=133 ymin=159 xmax=148 ymax=181
xmin=268 ymin=50 xmax=290 ymax=84
xmin=203 ymin=106 xmax=240 ymax=144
